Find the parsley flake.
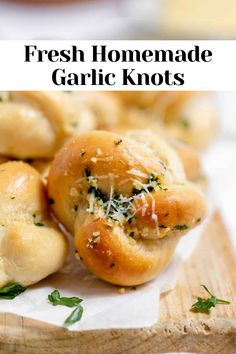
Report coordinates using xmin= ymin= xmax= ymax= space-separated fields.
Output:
xmin=191 ymin=285 xmax=230 ymax=314
xmin=85 ymin=166 xmax=91 ymax=177
xmin=64 ymin=305 xmax=83 ymax=325
xmin=172 ymin=224 xmax=188 ymax=231
xmin=48 ymin=290 xmax=84 ymax=326
xmin=48 ymin=290 xmax=83 ymax=308
xmin=34 ymin=222 xmax=44 ymax=227
xmin=180 ymin=117 xmax=190 ymax=129
xmin=0 ymin=283 xmax=26 ymax=300
xmin=114 ymin=139 xmax=123 ymax=146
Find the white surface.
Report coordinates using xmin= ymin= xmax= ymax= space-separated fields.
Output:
xmin=0 ymin=218 xmax=209 ymax=331
xmin=202 ymin=92 xmax=236 ymax=248
xmin=204 ymin=140 xmax=236 ymax=249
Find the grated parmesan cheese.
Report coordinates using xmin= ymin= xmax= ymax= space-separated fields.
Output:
xmin=127 ymin=168 xmax=148 ymax=178
xmin=106 ymin=185 xmax=114 ymax=216
xmin=94 ymin=157 xmax=114 ymax=162
xmin=86 ymin=192 xmax=95 ymax=214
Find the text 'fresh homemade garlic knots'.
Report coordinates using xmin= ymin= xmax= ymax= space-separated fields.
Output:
xmin=0 ymin=161 xmax=68 ymax=288
xmin=48 ymin=131 xmax=207 ymax=286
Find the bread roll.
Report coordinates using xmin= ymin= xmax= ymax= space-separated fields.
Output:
xmin=73 ymin=92 xmax=122 ymax=130
xmin=114 ymin=91 xmax=217 ymax=149
xmin=48 ymin=131 xmax=207 ymax=286
xmin=0 ymin=161 xmax=68 ymax=287
xmin=0 ymin=91 xmax=95 ymax=159
xmin=160 ymin=92 xmax=218 ymax=149
xmin=169 ymin=139 xmax=202 ymax=183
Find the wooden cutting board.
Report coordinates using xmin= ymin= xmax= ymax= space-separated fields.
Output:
xmin=0 ymin=211 xmax=236 ymax=354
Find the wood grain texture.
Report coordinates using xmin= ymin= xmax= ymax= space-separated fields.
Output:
xmin=0 ymin=211 xmax=235 ymax=354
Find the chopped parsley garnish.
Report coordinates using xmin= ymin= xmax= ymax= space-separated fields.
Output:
xmin=64 ymin=305 xmax=83 ymax=325
xmin=71 ymin=122 xmax=78 ymax=128
xmin=106 ymin=194 xmax=133 ymax=221
xmin=48 ymin=290 xmax=83 ymax=308
xmin=32 ymin=213 xmax=44 ymax=226
xmin=132 ymin=174 xmax=164 ymax=195
xmin=86 ymin=172 xmax=164 ymax=225
xmin=172 ymin=224 xmax=188 ymax=231
xmin=85 ymin=166 xmax=91 ymax=177
xmin=180 ymin=117 xmax=190 ymax=129
xmin=160 ymin=161 xmax=167 ymax=170
xmin=191 ymin=285 xmax=230 ymax=313
xmin=132 ymin=187 xmax=143 ymax=195
xmin=87 ymin=234 xmax=100 ymax=248
xmin=88 ymin=186 xmax=107 ymax=202
xmin=0 ymin=283 xmax=26 ymax=300
xmin=148 ymin=174 xmax=167 ymax=190
xmin=34 ymin=222 xmax=44 ymax=227
xmin=48 ymin=290 xmax=84 ymax=326
xmin=114 ymin=139 xmax=123 ymax=146
xmin=128 ymin=216 xmax=135 ymax=224
xmin=148 ymin=174 xmax=157 ymax=183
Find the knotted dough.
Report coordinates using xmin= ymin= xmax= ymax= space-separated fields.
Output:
xmin=0 ymin=91 xmax=95 ymax=159
xmin=48 ymin=131 xmax=207 ymax=286
xmin=0 ymin=161 xmax=68 ymax=287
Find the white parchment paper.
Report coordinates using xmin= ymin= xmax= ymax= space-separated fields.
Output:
xmin=0 ymin=212 xmax=212 ymax=331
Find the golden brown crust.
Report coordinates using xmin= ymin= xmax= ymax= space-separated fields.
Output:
xmin=48 ymin=131 xmax=207 ymax=286
xmin=74 ymin=214 xmax=180 ymax=286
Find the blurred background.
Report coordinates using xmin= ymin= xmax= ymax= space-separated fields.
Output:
xmin=1 ymin=0 xmax=236 ymax=40
xmin=0 ymin=0 xmax=235 ymax=244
